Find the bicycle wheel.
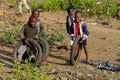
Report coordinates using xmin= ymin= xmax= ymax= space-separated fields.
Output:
xmin=37 ymin=37 xmax=50 ymax=61
xmin=70 ymin=35 xmax=82 ymax=65
xmin=13 ymin=38 xmax=42 ymax=66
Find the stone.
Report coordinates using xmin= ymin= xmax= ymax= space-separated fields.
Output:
xmin=117 ymin=52 xmax=120 ymax=55
xmin=59 ymin=77 xmax=68 ymax=80
xmin=100 ymin=37 xmax=106 ymax=40
xmin=116 ymin=47 xmax=120 ymax=50
xmin=76 ymin=72 xmax=83 ymax=76
xmin=48 ymin=69 xmax=58 ymax=75
xmin=0 ymin=10 xmax=3 ymax=16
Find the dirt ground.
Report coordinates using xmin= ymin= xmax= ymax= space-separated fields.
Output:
xmin=0 ymin=2 xmax=120 ymax=80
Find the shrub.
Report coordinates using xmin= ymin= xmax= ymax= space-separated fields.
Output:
xmin=0 ymin=61 xmax=51 ymax=80
xmin=4 ymin=25 xmax=21 ymax=44
xmin=104 ymin=0 xmax=118 ymax=18
xmin=30 ymin=2 xmax=41 ymax=10
xmin=43 ymin=30 xmax=65 ymax=44
xmin=38 ymin=0 xmax=118 ymax=18
xmin=39 ymin=0 xmax=65 ymax=11
xmin=4 ymin=29 xmax=18 ymax=44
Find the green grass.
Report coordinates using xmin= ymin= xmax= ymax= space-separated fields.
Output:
xmin=0 ymin=61 xmax=51 ymax=80
xmin=4 ymin=25 xmax=21 ymax=44
xmin=31 ymin=0 xmax=119 ymax=18
xmin=43 ymin=29 xmax=65 ymax=44
xmin=1 ymin=0 xmax=119 ymax=18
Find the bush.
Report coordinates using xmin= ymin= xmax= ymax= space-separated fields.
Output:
xmin=4 ymin=29 xmax=18 ymax=44
xmin=37 ymin=0 xmax=118 ymax=18
xmin=30 ymin=2 xmax=41 ymax=10
xmin=39 ymin=0 xmax=65 ymax=11
xmin=43 ymin=30 xmax=65 ymax=44
xmin=4 ymin=25 xmax=21 ymax=44
xmin=0 ymin=61 xmax=51 ymax=80
xmin=68 ymin=0 xmax=117 ymax=18
xmin=104 ymin=0 xmax=118 ymax=18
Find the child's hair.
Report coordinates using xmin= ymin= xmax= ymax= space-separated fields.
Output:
xmin=75 ymin=10 xmax=82 ymax=17
xmin=31 ymin=9 xmax=40 ymax=16
xmin=67 ymin=7 xmax=74 ymax=15
xmin=28 ymin=16 xmax=37 ymax=26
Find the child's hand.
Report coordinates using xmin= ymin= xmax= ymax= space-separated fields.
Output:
xmin=83 ymin=34 xmax=88 ymax=40
xmin=71 ymin=36 xmax=74 ymax=40
xmin=38 ymin=33 xmax=42 ymax=37
xmin=24 ymin=39 xmax=28 ymax=44
xmin=79 ymin=38 xmax=83 ymax=43
xmin=70 ymin=34 xmax=74 ymax=40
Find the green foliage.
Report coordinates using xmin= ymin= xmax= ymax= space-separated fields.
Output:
xmin=4 ymin=25 xmax=20 ymax=44
xmin=30 ymin=2 xmax=41 ymax=10
xmin=0 ymin=62 xmax=4 ymax=73
xmin=43 ymin=30 xmax=65 ymax=43
xmin=0 ymin=63 xmax=6 ymax=80
xmin=6 ymin=0 xmax=13 ymax=3
xmin=38 ymin=0 xmax=118 ymax=18
xmin=0 ymin=21 xmax=6 ymax=27
xmin=104 ymin=0 xmax=118 ymax=18
xmin=0 ymin=61 xmax=51 ymax=80
xmin=2 ymin=0 xmax=120 ymax=18
xmin=68 ymin=0 xmax=117 ymax=18
xmin=39 ymin=0 xmax=65 ymax=11
xmin=4 ymin=29 xmax=18 ymax=44
xmin=0 ymin=0 xmax=13 ymax=3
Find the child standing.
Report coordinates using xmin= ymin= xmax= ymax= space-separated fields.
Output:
xmin=31 ymin=10 xmax=44 ymax=36
xmin=66 ymin=7 xmax=74 ymax=34
xmin=69 ymin=10 xmax=90 ymax=63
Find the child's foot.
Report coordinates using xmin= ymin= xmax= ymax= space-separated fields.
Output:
xmin=86 ymin=59 xmax=91 ymax=64
xmin=40 ymin=61 xmax=48 ymax=65
xmin=30 ymin=55 xmax=36 ymax=63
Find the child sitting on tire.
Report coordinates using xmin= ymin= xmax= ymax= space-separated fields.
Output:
xmin=18 ymin=16 xmax=38 ymax=62
xmin=30 ymin=10 xmax=48 ymax=65
xmin=69 ymin=10 xmax=90 ymax=64
xmin=22 ymin=16 xmax=38 ymax=39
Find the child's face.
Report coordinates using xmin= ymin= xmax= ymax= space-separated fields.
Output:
xmin=69 ymin=9 xmax=74 ymax=17
xmin=31 ymin=18 xmax=37 ymax=27
xmin=33 ymin=11 xmax=39 ymax=18
xmin=75 ymin=13 xmax=82 ymax=23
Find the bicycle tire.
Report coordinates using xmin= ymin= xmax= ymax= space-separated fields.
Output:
xmin=37 ymin=37 xmax=50 ymax=61
xmin=13 ymin=38 xmax=42 ymax=66
xmin=70 ymin=35 xmax=82 ymax=65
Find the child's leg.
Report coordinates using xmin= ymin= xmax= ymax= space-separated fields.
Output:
xmin=18 ymin=1 xmax=23 ymax=13
xmin=23 ymin=0 xmax=31 ymax=12
xmin=83 ymin=45 xmax=89 ymax=60
xmin=83 ymin=39 xmax=89 ymax=62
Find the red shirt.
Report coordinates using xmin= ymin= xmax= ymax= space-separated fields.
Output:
xmin=75 ymin=23 xmax=80 ymax=36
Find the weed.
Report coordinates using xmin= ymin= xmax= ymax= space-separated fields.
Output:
xmin=4 ymin=29 xmax=17 ymax=44
xmin=43 ymin=30 xmax=65 ymax=44
xmin=37 ymin=0 xmax=118 ymax=18
xmin=4 ymin=25 xmax=21 ymax=44
xmin=30 ymin=2 xmax=41 ymax=10
xmin=0 ymin=21 xmax=6 ymax=27
xmin=0 ymin=61 xmax=51 ymax=80
xmin=39 ymin=0 xmax=65 ymax=11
